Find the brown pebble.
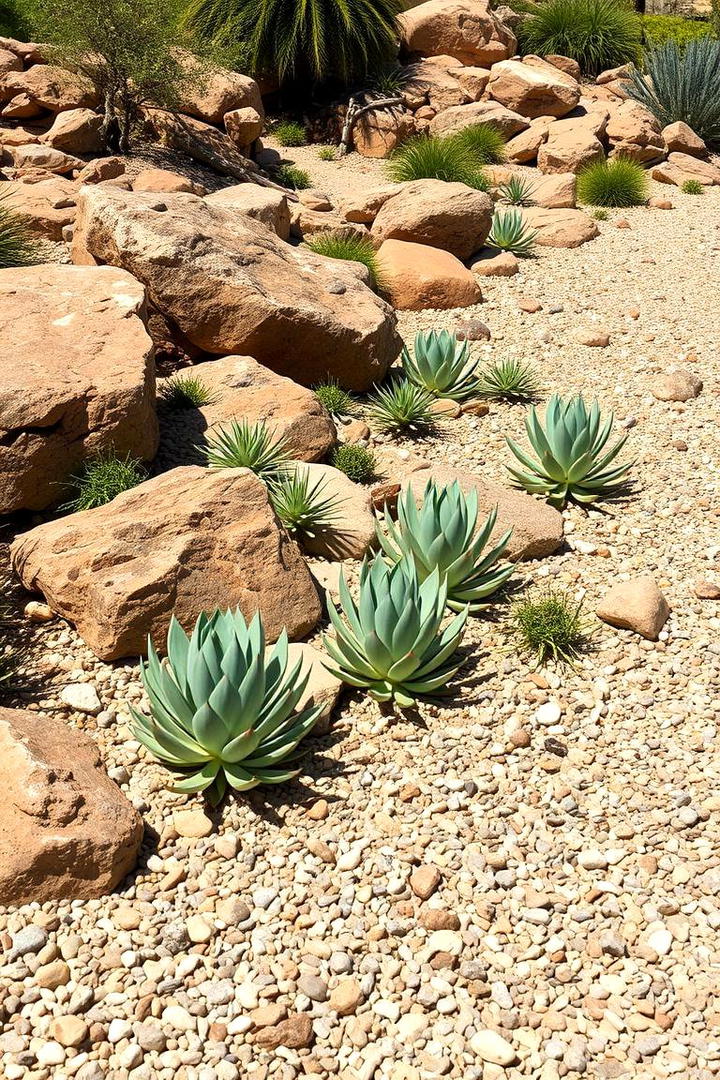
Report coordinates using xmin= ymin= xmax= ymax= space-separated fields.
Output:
xmin=307 ymin=799 xmax=329 ymax=820
xmin=518 ymin=297 xmax=542 ymax=313
xmin=693 ymin=580 xmax=720 ymax=600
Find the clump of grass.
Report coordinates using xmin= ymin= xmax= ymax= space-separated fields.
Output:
xmin=367 ymin=377 xmax=437 ymax=435
xmin=313 ymin=378 xmax=358 ymax=418
xmin=331 ymin=443 xmax=376 ymax=483
xmin=498 ymin=174 xmax=536 ymax=206
xmin=317 ymin=146 xmax=336 ymax=161
xmin=63 ymin=452 xmax=147 ymax=512
xmin=450 ymin=123 xmax=506 ymax=165
xmin=0 ymin=593 xmax=16 ymax=689
xmin=0 ymin=194 xmax=41 ymax=268
xmin=478 ymin=358 xmax=541 ymax=401
xmin=269 ymin=469 xmax=343 ymax=539
xmin=509 ymin=588 xmax=590 ymax=666
xmin=386 ymin=135 xmax=490 ymax=191
xmin=681 ymin=178 xmax=704 ymax=194
xmin=517 ymin=0 xmax=642 ymax=76
xmin=305 ymin=229 xmax=385 ymax=291
xmin=577 ymin=157 xmax=649 ymax=207
xmin=488 ymin=208 xmax=537 ymax=257
xmin=592 ymin=207 xmax=609 ymax=220
xmin=275 ymin=164 xmax=312 ymax=190
xmin=273 ymin=120 xmax=306 ymax=147
xmin=202 ymin=419 xmax=290 ymax=482
xmin=160 ymin=372 xmax=216 ymax=410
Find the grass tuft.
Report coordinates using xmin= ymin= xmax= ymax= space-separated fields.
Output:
xmin=386 ymin=135 xmax=490 ymax=191
xmin=681 ymin=178 xmax=704 ymax=194
xmin=63 ymin=452 xmax=147 ymax=512
xmin=367 ymin=377 xmax=437 ymax=435
xmin=317 ymin=146 xmax=336 ymax=160
xmin=0 ymin=194 xmax=41 ymax=268
xmin=478 ymin=358 xmax=541 ymax=401
xmin=509 ymin=588 xmax=590 ymax=666
xmin=450 ymin=123 xmax=506 ymax=165
xmin=160 ymin=373 xmax=216 ymax=410
xmin=305 ymin=229 xmax=385 ymax=290
xmin=273 ymin=120 xmax=307 ymax=146
xmin=312 ymin=378 xmax=358 ymax=418
xmin=517 ymin=0 xmax=642 ymax=76
xmin=331 ymin=443 xmax=376 ymax=483
xmin=275 ymin=164 xmax=312 ymax=190
xmin=202 ymin=419 xmax=290 ymax=482
xmin=577 ymin=157 xmax=648 ymax=207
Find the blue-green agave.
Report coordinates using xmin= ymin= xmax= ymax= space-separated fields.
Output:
xmin=323 ymin=556 xmax=467 ymax=708
xmin=401 ymin=329 xmax=481 ymax=401
xmin=131 ymin=609 xmax=321 ymax=805
xmin=506 ymin=393 xmax=632 ymax=507
xmin=376 ymin=479 xmax=514 ymax=613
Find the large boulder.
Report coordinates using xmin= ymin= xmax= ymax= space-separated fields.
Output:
xmin=205 ymin=183 xmax=291 ymax=240
xmin=0 ymin=64 xmax=99 ymax=113
xmin=606 ymin=100 xmax=665 ymax=164
xmin=353 ymin=108 xmax=416 ymax=158
xmin=370 ymin=179 xmax=493 ymax=259
xmin=9 ymin=142 xmax=82 ymax=175
xmin=486 ymin=57 xmax=580 ymax=119
xmin=522 ymin=206 xmax=599 ymax=247
xmin=377 ymin=239 xmax=482 ymax=310
xmin=0 ymin=707 xmax=143 ymax=906
xmin=40 ymin=107 xmax=104 ymax=154
xmin=399 ymin=0 xmax=516 ymax=67
xmin=661 ymin=121 xmax=706 ymax=159
xmin=178 ymin=60 xmax=264 ymax=126
xmin=537 ymin=116 xmax=605 ymax=174
xmin=1 ymin=176 xmax=78 ymax=239
xmin=402 ymin=58 xmax=476 ymax=112
xmin=0 ymin=265 xmax=158 ymax=515
xmin=429 ymin=99 xmax=529 ymax=140
xmin=72 ymin=185 xmax=400 ymax=390
xmin=11 ymin=467 xmax=322 ymax=661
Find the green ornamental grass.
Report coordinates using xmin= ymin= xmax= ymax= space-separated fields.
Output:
xmin=386 ymin=135 xmax=490 ymax=191
xmin=273 ymin=120 xmax=306 ymax=146
xmin=367 ymin=377 xmax=437 ymax=436
xmin=63 ymin=452 xmax=147 ymax=512
xmin=450 ymin=123 xmax=506 ymax=165
xmin=510 ymin=588 xmax=589 ymax=666
xmin=0 ymin=195 xmax=40 ymax=268
xmin=305 ymin=229 xmax=385 ymax=291
xmin=681 ymin=178 xmax=704 ymax=194
xmin=160 ymin=373 xmax=216 ymax=409
xmin=577 ymin=157 xmax=648 ymax=207
xmin=330 ymin=444 xmax=376 ymax=484
xmin=275 ymin=164 xmax=312 ymax=190
xmin=312 ymin=379 xmax=358 ymax=418
xmin=203 ymin=419 xmax=290 ymax=482
xmin=518 ymin=0 xmax=642 ymax=76
xmin=626 ymin=39 xmax=720 ymax=145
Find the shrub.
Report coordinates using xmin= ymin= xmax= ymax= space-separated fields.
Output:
xmin=498 ymin=174 xmax=536 ymax=206
xmin=202 ymin=418 xmax=290 ymax=481
xmin=269 ymin=469 xmax=343 ymax=539
xmin=313 ymin=379 xmax=357 ymax=418
xmin=131 ymin=609 xmax=321 ymax=804
xmin=626 ymin=39 xmax=720 ymax=145
xmin=401 ymin=329 xmax=481 ymax=401
xmin=331 ymin=444 xmax=377 ymax=483
xmin=63 ymin=452 xmax=147 ymax=512
xmin=386 ymin=135 xmax=490 ymax=191
xmin=592 ymin=207 xmax=609 ymax=220
xmin=305 ymin=229 xmax=384 ymax=291
xmin=160 ymin=372 xmax=216 ymax=409
xmin=317 ymin=146 xmax=336 ymax=160
xmin=478 ymin=358 xmax=541 ymax=401
xmin=450 ymin=123 xmax=506 ymax=165
xmin=641 ymin=13 xmax=710 ymax=49
xmin=376 ymin=479 xmax=514 ymax=613
xmin=509 ymin=588 xmax=589 ymax=666
xmin=367 ymin=377 xmax=437 ymax=435
xmin=273 ymin=120 xmax=306 ymax=146
xmin=323 ymin=556 xmax=468 ymax=707
xmin=275 ymin=164 xmax=312 ymax=190
xmin=681 ymin=178 xmax=704 ymax=194
xmin=577 ymin=157 xmax=648 ymax=206
xmin=506 ymin=393 xmax=633 ymax=507
xmin=0 ymin=195 xmax=40 ymax=268
xmin=488 ymin=208 xmax=537 ymax=257
xmin=369 ymin=61 xmax=409 ymax=97
xmin=517 ymin=0 xmax=642 ymax=76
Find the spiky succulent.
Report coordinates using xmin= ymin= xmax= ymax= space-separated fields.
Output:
xmin=488 ymin=208 xmax=537 ymax=257
xmin=498 ymin=174 xmax=536 ymax=206
xmin=478 ymin=358 xmax=541 ymax=401
xmin=366 ymin=377 xmax=436 ymax=435
xmin=401 ymin=329 xmax=481 ymax=401
xmin=323 ymin=556 xmax=467 ymax=708
xmin=269 ymin=468 xmax=344 ymax=539
xmin=376 ymin=480 xmax=514 ymax=613
xmin=131 ymin=609 xmax=322 ymax=805
xmin=202 ymin=419 xmax=290 ymax=482
xmin=506 ymin=394 xmax=632 ymax=507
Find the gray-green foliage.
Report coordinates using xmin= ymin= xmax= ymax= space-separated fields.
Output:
xmin=131 ymin=609 xmax=321 ymax=805
xmin=202 ymin=419 xmax=290 ymax=482
xmin=401 ymin=330 xmax=481 ymax=402
xmin=625 ymin=38 xmax=720 ymax=145
xmin=269 ymin=469 xmax=343 ymax=539
xmin=367 ymin=377 xmax=437 ymax=435
xmin=488 ymin=208 xmax=537 ymax=257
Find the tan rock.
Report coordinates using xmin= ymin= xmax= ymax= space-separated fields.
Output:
xmin=399 ymin=0 xmax=517 ymax=66
xmin=487 ymin=56 xmax=580 ymax=119
xmin=544 ymin=54 xmax=581 ymax=81
xmin=377 ymin=238 xmax=482 ymax=311
xmin=504 ymin=115 xmax=554 ymax=163
xmin=596 ymin=576 xmax=670 ymax=640
xmin=402 ymin=57 xmax=471 ymax=112
xmin=0 ymin=265 xmax=157 ymax=514
xmin=251 ymin=1003 xmax=288 ymax=1027
xmin=429 ymin=99 xmax=529 ymax=140
xmin=10 ymin=142 xmax=83 ymax=175
xmin=596 ymin=64 xmax=632 ymax=85
xmin=370 ymin=178 xmax=493 ymax=259
xmin=661 ymin=121 xmax=706 ymax=158
xmin=455 ymin=64 xmax=492 ymax=100
xmin=410 ymin=864 xmax=442 ymax=899
xmin=178 ymin=61 xmax=263 ymax=126
xmin=537 ymin=118 xmax=605 ymax=174
xmin=11 ymin=467 xmax=322 ymax=660
xmin=470 ymin=249 xmax=519 ymax=276
xmin=353 ymin=108 xmax=415 ymax=158
xmin=1 ymin=176 xmax=78 ymax=239
xmin=0 ymin=707 xmax=142 ymax=906
xmin=340 ymin=184 xmax=401 ymax=224
xmin=0 ymin=46 xmax=22 ymax=74
xmin=41 ymin=108 xmax=104 ymax=154
xmin=650 ymin=369 xmax=702 ymax=402
xmin=290 ymin=207 xmax=358 ymax=241
xmin=329 ymin=979 xmax=364 ymax=1016
xmin=0 ymin=64 xmax=98 ymax=112
xmin=49 ymin=1016 xmax=89 ymax=1048
xmin=255 ymin=1013 xmax=314 ymax=1050
xmin=573 ymin=326 xmax=610 ymax=346
xmin=205 ymin=183 xmax=291 ymax=241
xmin=144 ymin=107 xmax=260 ymax=179
xmin=522 ymin=206 xmax=598 ymax=247
xmin=75 ymin=157 xmax=125 ymax=184
xmin=224 ymin=105 xmax=264 ymax=150
xmin=530 ymin=172 xmax=576 ymax=208
xmin=652 ymin=152 xmax=720 ymax=187
xmin=36 ymin=961 xmax=71 ymax=989
xmin=132 ymin=168 xmax=200 ymax=194
xmin=173 ymin=809 xmax=214 ymax=838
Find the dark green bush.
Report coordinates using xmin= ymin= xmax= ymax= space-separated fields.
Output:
xmin=641 ymin=13 xmax=710 ymax=49
xmin=273 ymin=120 xmax=306 ymax=147
xmin=386 ymin=135 xmax=490 ymax=191
xmin=518 ymin=0 xmax=642 ymax=76
xmin=274 ymin=164 xmax=312 ymax=190
xmin=577 ymin=156 xmax=648 ymax=206
xmin=331 ymin=444 xmax=376 ymax=483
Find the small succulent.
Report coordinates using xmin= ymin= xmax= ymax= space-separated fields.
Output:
xmin=367 ymin=377 xmax=437 ymax=435
xmin=323 ymin=556 xmax=468 ymax=708
xmin=498 ymin=174 xmax=536 ymax=206
xmin=331 ymin=444 xmax=376 ymax=484
xmin=202 ymin=419 xmax=290 ymax=482
xmin=488 ymin=208 xmax=537 ymax=257
xmin=506 ymin=393 xmax=632 ymax=507
xmin=509 ymin=587 xmax=589 ymax=666
xmin=160 ymin=373 xmax=216 ymax=410
xmin=269 ymin=468 xmax=344 ymax=539
xmin=376 ymin=479 xmax=514 ymax=613
xmin=681 ymin=178 xmax=704 ymax=194
xmin=401 ymin=329 xmax=481 ymax=401
xmin=312 ymin=378 xmax=357 ymax=418
xmin=63 ymin=451 xmax=147 ymax=512
xmin=478 ymin=358 xmax=541 ymax=401
xmin=131 ymin=609 xmax=322 ymax=805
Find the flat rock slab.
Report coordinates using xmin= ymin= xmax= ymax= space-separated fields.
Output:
xmin=11 ymin=466 xmax=322 ymax=660
xmin=0 ymin=265 xmax=158 ymax=514
xmin=522 ymin=206 xmax=599 ymax=248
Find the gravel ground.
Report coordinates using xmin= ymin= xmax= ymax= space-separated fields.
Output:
xmin=1 ymin=150 xmax=719 ymax=1080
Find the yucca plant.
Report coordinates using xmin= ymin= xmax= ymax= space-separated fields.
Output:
xmin=323 ymin=556 xmax=468 ymax=707
xmin=0 ymin=195 xmax=41 ymax=268
xmin=506 ymin=394 xmax=632 ymax=507
xmin=377 ymin=480 xmax=514 ymax=613
xmin=386 ymin=136 xmax=490 ymax=191
xmin=331 ymin=443 xmax=376 ymax=483
xmin=577 ymin=157 xmax=648 ymax=207
xmin=269 ymin=468 xmax=344 ymax=539
xmin=63 ymin=452 xmax=147 ymax=512
xmin=626 ymin=38 xmax=720 ymax=145
xmin=517 ymin=0 xmax=642 ymax=76
xmin=509 ymin=587 xmax=589 ymax=666
xmin=478 ymin=358 xmax=541 ymax=401
xmin=131 ymin=610 xmax=322 ymax=805
xmin=202 ymin=419 xmax=290 ymax=482
xmin=160 ymin=373 xmax=216 ymax=410
xmin=367 ymin=377 xmax=437 ymax=435
xmin=488 ymin=209 xmax=537 ymax=257
xmin=450 ymin=123 xmax=506 ymax=165
xmin=305 ymin=229 xmax=385 ymax=291
xmin=312 ymin=378 xmax=357 ymax=418
xmin=401 ymin=330 xmax=481 ymax=402
xmin=498 ymin=175 xmax=536 ymax=206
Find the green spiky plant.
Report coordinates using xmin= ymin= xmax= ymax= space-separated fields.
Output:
xmin=275 ymin=164 xmax=312 ymax=190
xmin=498 ymin=175 xmax=536 ymax=206
xmin=401 ymin=329 xmax=481 ymax=402
xmin=160 ymin=373 xmax=216 ymax=410
xmin=506 ymin=393 xmax=633 ymax=507
xmin=681 ymin=178 xmax=704 ymax=194
xmin=269 ymin=468 xmax=344 ymax=539
xmin=376 ymin=480 xmax=514 ymax=613
xmin=273 ymin=120 xmax=306 ymax=146
xmin=488 ymin=209 xmax=537 ymax=257
xmin=509 ymin=587 xmax=589 ymax=666
xmin=331 ymin=444 xmax=376 ymax=483
xmin=478 ymin=358 xmax=541 ymax=401
xmin=202 ymin=419 xmax=290 ymax=482
xmin=323 ymin=556 xmax=468 ymax=707
xmin=0 ymin=195 xmax=41 ymax=268
xmin=626 ymin=38 xmax=720 ymax=145
xmin=517 ymin=0 xmax=642 ymax=76
xmin=63 ymin=452 xmax=147 ymax=512
xmin=367 ymin=378 xmax=437 ymax=435
xmin=592 ymin=207 xmax=609 ymax=220
xmin=131 ymin=609 xmax=322 ymax=805
xmin=577 ymin=157 xmax=649 ymax=207
xmin=305 ymin=229 xmax=385 ymax=291
xmin=386 ymin=135 xmax=490 ymax=191
xmin=317 ymin=146 xmax=336 ymax=160
xmin=450 ymin=123 xmax=506 ymax=165
xmin=312 ymin=378 xmax=358 ymax=418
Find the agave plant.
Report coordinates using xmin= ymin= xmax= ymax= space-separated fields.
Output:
xmin=202 ymin=418 xmax=290 ymax=482
xmin=269 ymin=468 xmax=344 ymax=539
xmin=376 ymin=480 xmax=514 ymax=613
xmin=488 ymin=208 xmax=537 ymax=257
xmin=506 ymin=394 xmax=633 ymax=507
xmin=498 ymin=174 xmax=536 ymax=206
xmin=366 ymin=377 xmax=436 ymax=435
xmin=131 ymin=609 xmax=322 ymax=805
xmin=401 ymin=329 xmax=481 ymax=401
xmin=323 ymin=556 xmax=467 ymax=708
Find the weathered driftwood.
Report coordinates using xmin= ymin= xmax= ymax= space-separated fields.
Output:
xmin=339 ymin=94 xmax=404 ymax=155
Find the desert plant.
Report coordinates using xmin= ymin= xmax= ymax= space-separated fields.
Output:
xmin=317 ymin=146 xmax=336 ymax=160
xmin=273 ymin=120 xmax=306 ymax=146
xmin=450 ymin=122 xmax=506 ymax=165
xmin=641 ymin=13 xmax=711 ymax=49
xmin=488 ymin=208 xmax=537 ymax=257
xmin=313 ymin=379 xmax=358 ymax=418
xmin=681 ymin=178 xmax=705 ymax=194
xmin=478 ymin=358 xmax=541 ymax=401
xmin=577 ymin=156 xmax=648 ymax=206
xmin=0 ymin=592 xmax=16 ymax=688
xmin=625 ymin=38 xmax=720 ymax=145
xmin=376 ymin=480 xmax=514 ymax=613
xmin=331 ymin=444 xmax=377 ymax=483
xmin=517 ymin=0 xmax=642 ymax=76
xmin=63 ymin=452 xmax=147 ymax=512
xmin=509 ymin=587 xmax=589 ymax=665
xmin=386 ymin=135 xmax=490 ymax=191
xmin=592 ymin=207 xmax=609 ymax=220
xmin=323 ymin=556 xmax=468 ymax=707
xmin=160 ymin=372 xmax=216 ymax=409
xmin=202 ymin=418 xmax=290 ymax=481
xmin=131 ymin=609 xmax=321 ymax=804
xmin=367 ymin=377 xmax=437 ymax=435
xmin=498 ymin=174 xmax=536 ymax=206
xmin=275 ymin=164 xmax=312 ymax=190
xmin=369 ymin=61 xmax=409 ymax=96
xmin=401 ymin=329 xmax=481 ymax=401
xmin=269 ymin=468 xmax=343 ymax=538
xmin=506 ymin=393 xmax=632 ymax=507
xmin=0 ymin=195 xmax=40 ymax=268
xmin=305 ymin=229 xmax=384 ymax=290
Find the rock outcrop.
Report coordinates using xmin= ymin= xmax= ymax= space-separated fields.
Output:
xmin=370 ymin=179 xmax=493 ymax=259
xmin=399 ymin=0 xmax=517 ymax=67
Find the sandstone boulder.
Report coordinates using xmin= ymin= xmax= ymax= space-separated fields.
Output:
xmin=11 ymin=468 xmax=322 ymax=660
xmin=370 ymin=179 xmax=493 ymax=259
xmin=76 ymin=157 xmax=125 ymax=185
xmin=377 ymin=239 xmax=482 ymax=310
xmin=504 ymin=116 xmax=554 ymax=163
xmin=41 ymin=108 xmax=104 ymax=155
xmin=606 ymin=100 xmax=664 ymax=164
xmin=537 ymin=123 xmax=605 ymax=174
xmin=429 ymin=99 xmax=529 ymax=140
xmin=544 ymin=55 xmax=581 ymax=81
xmin=178 ymin=63 xmax=263 ymax=126
xmin=145 ymin=109 xmax=259 ymax=181
xmin=596 ymin=576 xmax=670 ymax=640
xmin=340 ymin=185 xmax=401 ymax=224
xmin=0 ymin=707 xmax=143 ymax=906
xmin=206 ymin=183 xmax=291 ymax=240
xmin=353 ymin=108 xmax=415 ymax=158
xmin=0 ymin=64 xmax=99 ymax=113
xmin=487 ymin=56 xmax=580 ymax=119
xmin=401 ymin=57 xmax=480 ymax=112
xmin=224 ymin=106 xmax=264 ymax=151
xmin=530 ymin=172 xmax=577 ymax=208
xmin=470 ymin=250 xmax=519 ymax=276
xmin=399 ymin=0 xmax=517 ymax=66
xmin=522 ymin=206 xmax=598 ymax=247
xmin=652 ymin=152 xmax=720 ymax=187
xmin=1 ymin=176 xmax=78 ymax=239
xmin=0 ymin=265 xmax=158 ymax=514
xmin=10 ymin=142 xmax=83 ymax=175
xmin=73 ymin=185 xmax=400 ymax=390
xmin=661 ymin=121 xmax=706 ymax=159
xmin=0 ymin=46 xmax=22 ymax=74
xmin=132 ymin=168 xmax=202 ymax=194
